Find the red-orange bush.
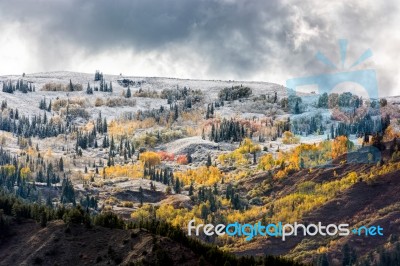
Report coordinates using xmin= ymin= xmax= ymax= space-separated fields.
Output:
xmin=176 ymin=155 xmax=188 ymax=165
xmin=158 ymin=151 xmax=175 ymax=161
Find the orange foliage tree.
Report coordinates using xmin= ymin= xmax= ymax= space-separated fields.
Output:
xmin=176 ymin=155 xmax=188 ymax=165
xmin=158 ymin=151 xmax=175 ymax=161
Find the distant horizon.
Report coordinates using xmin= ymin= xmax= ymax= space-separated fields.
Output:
xmin=1 ymin=70 xmax=397 ymax=98
xmin=0 ymin=0 xmax=399 ymax=97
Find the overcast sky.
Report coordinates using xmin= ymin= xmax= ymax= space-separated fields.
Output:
xmin=0 ymin=0 xmax=398 ymax=96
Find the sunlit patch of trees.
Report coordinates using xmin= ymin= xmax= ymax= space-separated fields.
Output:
xmin=259 ymin=136 xmax=354 ymax=179
xmin=139 ymin=151 xmax=161 ymax=169
xmin=108 ymin=119 xmax=156 ymax=138
xmin=174 ymin=166 xmax=222 ymax=186
xmin=218 ymin=138 xmax=261 ymax=166
xmin=103 ymin=163 xmax=144 ymax=179
xmin=266 ymin=171 xmax=358 ymax=223
xmin=282 ymin=131 xmax=300 ymax=144
xmin=332 ymin=135 xmax=354 ymax=159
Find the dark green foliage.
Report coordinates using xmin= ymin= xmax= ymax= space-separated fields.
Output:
xmin=317 ymin=92 xmax=329 ymax=108
xmin=94 ymin=70 xmax=103 ymax=81
xmin=161 ymin=86 xmax=203 ymax=103
xmin=60 ymin=178 xmax=75 ymax=205
xmin=0 ymin=108 xmax=67 ymax=139
xmin=93 ymin=212 xmax=124 ymax=229
xmin=342 ymin=243 xmax=357 ymax=266
xmin=316 ymin=253 xmax=329 ymax=266
xmin=206 ymin=154 xmax=212 ymax=167
xmin=2 ymin=80 xmax=34 ymax=94
xmin=208 ymin=118 xmax=248 ymax=142
xmin=0 ymin=209 xmax=10 ymax=236
xmin=126 ymin=87 xmax=132 ymax=98
xmin=218 ymin=85 xmax=252 ymax=101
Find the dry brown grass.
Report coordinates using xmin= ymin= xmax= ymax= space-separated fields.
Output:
xmin=94 ymin=97 xmax=136 ymax=107
xmin=42 ymin=82 xmax=83 ymax=92
xmin=52 ymin=97 xmax=87 ymax=111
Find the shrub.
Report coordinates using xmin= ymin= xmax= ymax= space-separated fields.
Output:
xmin=105 ymin=98 xmax=136 ymax=107
xmin=158 ymin=151 xmax=175 ymax=161
xmin=42 ymin=82 xmax=83 ymax=92
xmin=95 ymin=98 xmax=104 ymax=107
xmin=61 ymin=107 xmax=89 ymax=120
xmin=94 ymin=212 xmax=125 ymax=229
xmin=282 ymin=131 xmax=299 ymax=144
xmin=52 ymin=97 xmax=86 ymax=111
xmin=42 ymin=82 xmax=65 ymax=91
xmin=122 ymin=201 xmax=134 ymax=208
xmin=176 ymin=155 xmax=188 ymax=165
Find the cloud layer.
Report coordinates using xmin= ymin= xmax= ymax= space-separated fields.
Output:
xmin=0 ymin=0 xmax=398 ymax=95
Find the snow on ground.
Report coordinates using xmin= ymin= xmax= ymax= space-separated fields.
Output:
xmin=161 ymin=136 xmax=219 ymax=155
xmin=0 ymin=71 xmax=289 ymax=121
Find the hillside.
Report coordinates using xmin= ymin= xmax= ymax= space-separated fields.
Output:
xmin=235 ymin=147 xmax=400 ymax=264
xmin=0 ymin=71 xmax=399 ymax=265
xmin=0 ymin=219 xmax=203 ymax=266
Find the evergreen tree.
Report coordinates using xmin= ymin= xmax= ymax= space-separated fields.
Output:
xmin=206 ymin=154 xmax=212 ymax=167
xmin=126 ymin=87 xmax=131 ymax=98
xmin=69 ymin=79 xmax=74 ymax=91
xmin=189 ymin=182 xmax=194 ymax=196
xmin=175 ymin=178 xmax=181 ymax=194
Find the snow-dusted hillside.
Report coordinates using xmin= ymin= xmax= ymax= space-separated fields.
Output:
xmin=0 ymin=71 xmax=286 ymax=120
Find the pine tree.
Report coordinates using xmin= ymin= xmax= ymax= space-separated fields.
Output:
xmin=139 ymin=186 xmax=143 ymax=206
xmin=175 ymin=178 xmax=181 ymax=194
xmin=69 ymin=79 xmax=73 ymax=91
xmin=189 ymin=182 xmax=194 ymax=196
xmin=206 ymin=154 xmax=212 ymax=167
xmin=174 ymin=104 xmax=179 ymax=121
xmin=126 ymin=87 xmax=131 ymax=98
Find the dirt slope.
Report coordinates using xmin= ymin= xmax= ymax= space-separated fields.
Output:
xmin=0 ymin=219 xmax=204 ymax=266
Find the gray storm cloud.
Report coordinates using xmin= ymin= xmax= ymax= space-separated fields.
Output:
xmin=0 ymin=0 xmax=398 ymax=96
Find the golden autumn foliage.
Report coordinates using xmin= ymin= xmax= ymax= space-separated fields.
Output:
xmin=218 ymin=138 xmax=261 ymax=166
xmin=218 ymin=151 xmax=247 ymax=166
xmin=282 ymin=131 xmax=300 ymax=144
xmin=155 ymin=204 xmax=199 ymax=227
xmin=104 ymin=163 xmax=143 ymax=179
xmin=269 ymin=138 xmax=353 ymax=179
xmin=20 ymin=167 xmax=31 ymax=179
xmin=258 ymin=154 xmax=275 ymax=171
xmin=270 ymin=171 xmax=358 ymax=222
xmin=131 ymin=204 xmax=153 ymax=221
xmin=108 ymin=118 xmax=157 ymax=138
xmin=152 ymin=201 xmax=238 ymax=228
xmin=0 ymin=164 xmax=15 ymax=176
xmin=139 ymin=151 xmax=161 ymax=168
xmin=384 ymin=125 xmax=400 ymax=141
xmin=174 ymin=166 xmax=222 ymax=186
xmin=237 ymin=138 xmax=261 ymax=154
xmin=332 ymin=136 xmax=353 ymax=159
